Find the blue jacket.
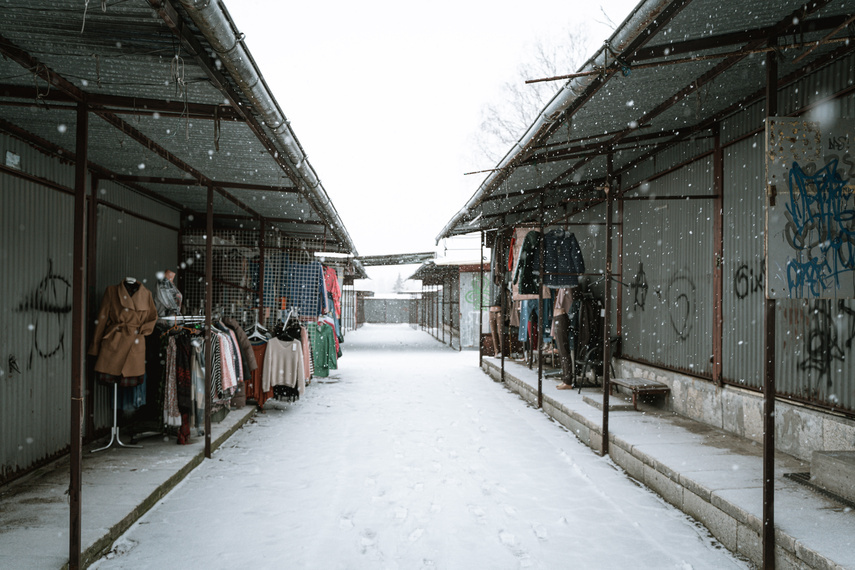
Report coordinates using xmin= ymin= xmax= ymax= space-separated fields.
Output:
xmin=543 ymin=230 xmax=585 ymax=287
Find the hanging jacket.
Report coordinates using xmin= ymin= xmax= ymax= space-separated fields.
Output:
xmin=543 ymin=230 xmax=586 ymax=287
xmin=323 ymin=266 xmax=342 ymax=318
xmin=222 ymin=316 xmax=259 ymax=375
xmin=88 ymin=282 xmax=158 ymax=377
xmin=513 ymin=230 xmax=542 ymax=295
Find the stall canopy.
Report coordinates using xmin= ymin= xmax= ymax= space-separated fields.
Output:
xmin=437 ymin=0 xmax=855 ymax=239
xmin=0 ymin=0 xmax=357 ymax=254
xmin=358 ymin=252 xmax=438 ymax=266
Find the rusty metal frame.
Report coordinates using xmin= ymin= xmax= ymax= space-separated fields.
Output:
xmin=68 ymin=97 xmax=88 ymax=570
xmin=762 ymin=37 xmax=778 ymax=570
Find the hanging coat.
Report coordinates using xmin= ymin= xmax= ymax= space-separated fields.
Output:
xmin=513 ymin=230 xmax=542 ymax=295
xmin=88 ymin=282 xmax=158 ymax=377
xmin=543 ymin=230 xmax=586 ymax=287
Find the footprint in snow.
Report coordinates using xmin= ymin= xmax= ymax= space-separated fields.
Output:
xmin=360 ymin=529 xmax=377 ymax=550
xmin=468 ymin=505 xmax=487 ymax=524
xmin=394 ymin=506 xmax=408 ymax=521
xmin=409 ymin=528 xmax=425 ymax=542
xmin=339 ymin=516 xmax=354 ymax=529
xmin=532 ymin=524 xmax=548 ymax=540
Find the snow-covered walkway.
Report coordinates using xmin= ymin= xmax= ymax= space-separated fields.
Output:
xmin=93 ymin=324 xmax=748 ymax=569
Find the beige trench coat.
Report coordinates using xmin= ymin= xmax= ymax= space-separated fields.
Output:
xmin=88 ymin=282 xmax=158 ymax=377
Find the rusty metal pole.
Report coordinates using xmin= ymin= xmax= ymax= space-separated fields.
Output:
xmin=763 ymin=39 xmax=778 ymax=570
xmin=441 ymin=278 xmax=445 ymax=345
xmin=204 ymin=186 xmax=213 ymax=459
xmin=616 ymin=184 xmax=624 ymax=344
xmin=501 ymin=229 xmax=506 ymax=382
xmin=69 ymin=97 xmax=88 ymax=570
xmin=537 ymin=195 xmax=545 ymax=408
xmin=602 ymin=155 xmax=614 ymax=457
xmin=258 ymin=219 xmax=265 ymax=326
xmin=480 ymin=231 xmax=485 ymax=367
xmin=713 ymin=123 xmax=724 ymax=386
xmin=85 ymin=174 xmax=99 ymax=442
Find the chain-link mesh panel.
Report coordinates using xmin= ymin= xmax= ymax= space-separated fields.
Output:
xmin=181 ymin=229 xmax=350 ymax=333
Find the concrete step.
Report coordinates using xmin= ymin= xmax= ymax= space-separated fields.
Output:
xmin=582 ymin=391 xmax=635 ymax=412
xmin=811 ymin=450 xmax=855 ymax=503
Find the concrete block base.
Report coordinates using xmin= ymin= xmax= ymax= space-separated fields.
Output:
xmin=811 ymin=451 xmax=855 ymax=503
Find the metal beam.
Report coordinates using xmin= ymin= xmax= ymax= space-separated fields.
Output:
xmin=110 ymin=175 xmax=298 ymax=193
xmin=211 ymin=214 xmax=323 ymax=226
xmin=357 ymin=252 xmax=437 ymax=266
xmin=631 ymin=13 xmax=855 ymax=61
xmin=0 ymin=85 xmax=244 ymax=121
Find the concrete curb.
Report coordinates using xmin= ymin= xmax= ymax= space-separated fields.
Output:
xmin=70 ymin=407 xmax=257 ymax=569
xmin=481 ymin=359 xmax=844 ymax=570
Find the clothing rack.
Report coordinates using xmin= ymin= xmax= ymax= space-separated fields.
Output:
xmin=157 ymin=315 xmax=207 ymax=325
xmin=247 ymin=309 xmax=270 ymax=341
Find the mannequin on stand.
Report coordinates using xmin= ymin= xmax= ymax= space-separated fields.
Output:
xmin=88 ymin=277 xmax=158 ymax=451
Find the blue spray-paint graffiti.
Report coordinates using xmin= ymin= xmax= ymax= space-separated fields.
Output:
xmin=785 ymin=159 xmax=855 ymax=297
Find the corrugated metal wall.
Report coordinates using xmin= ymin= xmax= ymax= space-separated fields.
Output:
xmin=0 ymin=135 xmax=75 ymax=482
xmin=721 ymin=133 xmax=765 ymax=388
xmin=620 ymin=158 xmax=714 ymax=376
xmin=363 ymin=298 xmax=412 ymax=323
xmin=616 ymin=80 xmax=855 ymax=414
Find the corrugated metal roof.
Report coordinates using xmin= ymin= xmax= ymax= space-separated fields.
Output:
xmin=438 ymin=0 xmax=855 ymax=239
xmin=0 ymin=0 xmax=357 ymax=255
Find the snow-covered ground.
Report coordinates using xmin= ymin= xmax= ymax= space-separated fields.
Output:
xmin=92 ymin=324 xmax=749 ymax=569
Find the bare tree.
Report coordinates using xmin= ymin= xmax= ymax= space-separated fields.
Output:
xmin=473 ymin=24 xmax=592 ymax=166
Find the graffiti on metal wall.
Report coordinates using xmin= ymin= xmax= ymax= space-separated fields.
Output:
xmin=734 ymin=260 xmax=765 ymax=300
xmin=666 ymin=272 xmax=696 ymax=341
xmin=630 ymin=262 xmax=648 ymax=310
xmin=766 ymin=117 xmax=855 ymax=299
xmin=464 ymin=275 xmax=490 ymax=307
xmin=797 ymin=300 xmax=855 ymax=399
xmin=16 ymin=259 xmax=72 ymax=369
xmin=784 ymin=159 xmax=855 ymax=298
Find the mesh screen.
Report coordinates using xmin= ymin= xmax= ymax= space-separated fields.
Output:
xmin=180 ymin=229 xmax=350 ymax=334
